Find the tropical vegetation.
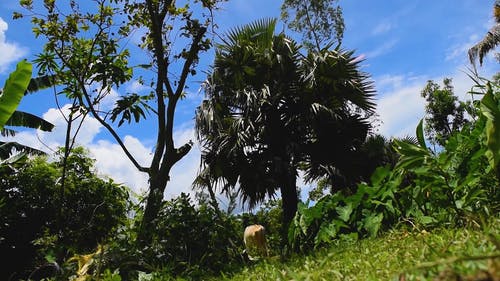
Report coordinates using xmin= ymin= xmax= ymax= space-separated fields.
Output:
xmin=0 ymin=60 xmax=54 ymax=165
xmin=195 ymin=19 xmax=376 ymax=238
xmin=0 ymin=0 xmax=498 ymax=280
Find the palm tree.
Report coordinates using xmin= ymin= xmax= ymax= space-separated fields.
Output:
xmin=468 ymin=0 xmax=500 ymax=65
xmin=195 ymin=19 xmax=375 ymax=231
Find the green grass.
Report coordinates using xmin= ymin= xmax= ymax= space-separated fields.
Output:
xmin=212 ymin=218 xmax=499 ymax=281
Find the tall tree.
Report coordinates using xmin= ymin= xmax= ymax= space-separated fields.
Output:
xmin=19 ymin=0 xmax=224 ymax=245
xmin=280 ymin=0 xmax=344 ymax=51
xmin=468 ymin=0 xmax=500 ymax=65
xmin=420 ymin=78 xmax=469 ymax=147
xmin=195 ymin=19 xmax=375 ymax=233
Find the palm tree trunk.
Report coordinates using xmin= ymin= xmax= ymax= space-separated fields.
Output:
xmin=279 ymin=165 xmax=298 ymax=252
xmin=280 ymin=174 xmax=298 ymax=226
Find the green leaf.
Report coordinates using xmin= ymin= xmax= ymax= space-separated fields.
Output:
xmin=480 ymin=88 xmax=500 ymax=168
xmin=362 ymin=212 xmax=383 ymax=237
xmin=0 ymin=60 xmax=32 ymax=130
xmin=0 ymin=141 xmax=45 ymax=159
xmin=26 ymin=73 xmax=59 ymax=95
xmin=393 ymin=139 xmax=431 ymax=171
xmin=336 ymin=203 xmax=353 ymax=222
xmin=6 ymin=111 xmax=54 ymax=132
xmin=416 ymin=215 xmax=437 ymax=225
xmin=369 ymin=166 xmax=391 ymax=186
xmin=314 ymin=221 xmax=338 ymax=247
xmin=416 ymin=119 xmax=427 ymax=149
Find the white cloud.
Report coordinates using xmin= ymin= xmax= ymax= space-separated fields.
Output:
xmin=86 ymin=125 xmax=200 ymax=200
xmin=372 ymin=22 xmax=393 ymax=36
xmin=375 ymin=76 xmax=426 ymax=138
xmin=0 ymin=17 xmax=28 ymax=73
xmin=92 ymin=86 xmax=120 ymax=112
xmin=165 ymin=140 xmax=200 ymax=199
xmin=126 ymin=80 xmax=149 ymax=93
xmin=89 ymin=137 xmax=151 ymax=195
xmin=376 ymin=74 xmax=405 ymax=90
xmin=0 ymin=103 xmax=202 ymax=199
xmin=366 ymin=39 xmax=399 ymax=59
xmin=374 ymin=63 xmax=496 ymax=139
xmin=3 ymin=105 xmax=103 ymax=154
xmin=446 ymin=33 xmax=480 ymax=62
xmin=42 ymin=105 xmax=103 ymax=146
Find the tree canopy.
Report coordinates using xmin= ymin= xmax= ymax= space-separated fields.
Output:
xmin=20 ymin=0 xmax=226 ymax=245
xmin=195 ymin=18 xmax=375 ymax=229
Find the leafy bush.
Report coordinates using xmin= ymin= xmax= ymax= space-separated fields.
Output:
xmin=289 ymin=165 xmax=403 ymax=251
xmin=102 ymin=193 xmax=244 ymax=280
xmin=289 ymin=79 xmax=500 ymax=252
xmin=0 ymin=147 xmax=129 ymax=280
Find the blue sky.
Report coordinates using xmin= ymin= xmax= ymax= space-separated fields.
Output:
xmin=0 ymin=1 xmax=498 ymax=205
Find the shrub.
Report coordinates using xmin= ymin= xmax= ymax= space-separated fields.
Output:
xmin=0 ymin=148 xmax=129 ymax=280
xmin=289 ymin=80 xmax=500 ymax=251
xmin=103 ymin=193 xmax=243 ymax=279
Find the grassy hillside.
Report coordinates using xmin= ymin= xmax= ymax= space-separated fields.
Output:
xmin=214 ymin=218 xmax=499 ymax=281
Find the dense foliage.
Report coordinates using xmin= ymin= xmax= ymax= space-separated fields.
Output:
xmin=0 ymin=148 xmax=129 ymax=280
xmin=289 ymin=79 xmax=500 ymax=252
xmin=19 ymin=0 xmax=227 ymax=246
xmin=3 ymin=1 xmax=498 ymax=280
xmin=420 ymin=78 xmax=470 ymax=147
xmin=195 ymin=18 xmax=376 ymax=234
xmin=1 ymin=79 xmax=498 ymax=280
xmin=280 ymin=0 xmax=344 ymax=51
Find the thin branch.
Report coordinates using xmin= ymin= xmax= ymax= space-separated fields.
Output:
xmin=146 ymin=0 xmax=168 ymax=172
xmin=80 ymin=85 xmax=149 ymax=172
xmin=174 ymin=26 xmax=207 ymax=98
xmin=302 ymin=0 xmax=321 ymax=52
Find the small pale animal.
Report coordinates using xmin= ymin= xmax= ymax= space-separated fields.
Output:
xmin=243 ymin=224 xmax=268 ymax=260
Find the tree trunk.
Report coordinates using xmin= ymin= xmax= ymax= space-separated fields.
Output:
xmin=279 ymin=166 xmax=298 ymax=251
xmin=280 ymin=177 xmax=298 ymax=226
xmin=137 ymin=172 xmax=169 ymax=246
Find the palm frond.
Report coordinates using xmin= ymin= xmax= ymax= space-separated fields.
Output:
xmin=394 ymin=135 xmax=419 ymax=146
xmin=301 ymin=49 xmax=376 ymax=114
xmin=222 ymin=18 xmax=277 ymax=50
xmin=469 ymin=24 xmax=500 ymax=66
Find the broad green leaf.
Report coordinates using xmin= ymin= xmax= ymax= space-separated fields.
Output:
xmin=0 ymin=141 xmax=45 ymax=159
xmin=362 ymin=212 xmax=383 ymax=237
xmin=393 ymin=139 xmax=431 ymax=171
xmin=0 ymin=60 xmax=32 ymax=130
xmin=6 ymin=111 xmax=54 ymax=132
xmin=336 ymin=203 xmax=353 ymax=222
xmin=369 ymin=166 xmax=391 ymax=186
xmin=314 ymin=221 xmax=338 ymax=247
xmin=480 ymin=89 xmax=500 ymax=168
xmin=0 ymin=151 xmax=27 ymax=165
xmin=416 ymin=119 xmax=427 ymax=149
xmin=416 ymin=215 xmax=437 ymax=225
xmin=26 ymin=73 xmax=59 ymax=95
